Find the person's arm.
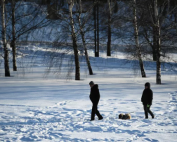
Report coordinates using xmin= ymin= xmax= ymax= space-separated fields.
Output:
xmin=90 ymin=90 xmax=93 ymax=101
xmin=141 ymin=90 xmax=144 ymax=102
xmin=90 ymin=88 xmax=95 ymax=102
xmin=147 ymin=90 xmax=153 ymax=105
xmin=150 ymin=90 xmax=153 ymax=105
xmin=152 ymin=90 xmax=153 ymax=100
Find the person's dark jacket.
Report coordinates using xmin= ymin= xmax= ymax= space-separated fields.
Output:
xmin=141 ymin=88 xmax=153 ymax=105
xmin=90 ymin=84 xmax=100 ymax=103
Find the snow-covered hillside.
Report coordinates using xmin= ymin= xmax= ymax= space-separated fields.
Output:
xmin=0 ymin=45 xmax=177 ymax=141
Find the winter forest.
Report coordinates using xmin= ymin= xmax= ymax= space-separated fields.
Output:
xmin=0 ymin=0 xmax=177 ymax=141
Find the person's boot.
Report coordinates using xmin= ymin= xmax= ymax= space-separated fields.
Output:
xmin=98 ymin=116 xmax=103 ymax=120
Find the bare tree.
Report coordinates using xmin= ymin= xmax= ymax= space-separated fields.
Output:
xmin=153 ymin=0 xmax=161 ymax=84
xmin=107 ymin=0 xmax=111 ymax=56
xmin=93 ymin=0 xmax=99 ymax=57
xmin=133 ymin=0 xmax=146 ymax=77
xmin=68 ymin=0 xmax=80 ymax=80
xmin=139 ymin=0 xmax=177 ymax=83
xmin=6 ymin=1 xmax=51 ymax=72
xmin=78 ymin=0 xmax=93 ymax=75
xmin=1 ymin=0 xmax=10 ymax=76
xmin=11 ymin=0 xmax=17 ymax=71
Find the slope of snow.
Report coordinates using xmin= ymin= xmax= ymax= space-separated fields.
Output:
xmin=0 ymin=45 xmax=177 ymax=141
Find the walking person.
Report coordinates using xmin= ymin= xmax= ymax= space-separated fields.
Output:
xmin=89 ymin=81 xmax=103 ymax=121
xmin=141 ymin=82 xmax=154 ymax=119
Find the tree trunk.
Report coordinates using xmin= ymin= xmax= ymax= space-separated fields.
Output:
xmin=152 ymin=26 xmax=157 ymax=61
xmin=11 ymin=0 xmax=17 ymax=71
xmin=133 ymin=0 xmax=146 ymax=77
xmin=78 ymin=0 xmax=93 ymax=75
xmin=1 ymin=0 xmax=10 ymax=77
xmin=107 ymin=0 xmax=111 ymax=56
xmin=96 ymin=1 xmax=99 ymax=57
xmin=154 ymin=0 xmax=161 ymax=84
xmin=93 ymin=0 xmax=99 ymax=57
xmin=68 ymin=0 xmax=80 ymax=80
xmin=94 ymin=0 xmax=97 ymax=57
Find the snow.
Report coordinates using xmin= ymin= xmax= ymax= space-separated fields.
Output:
xmin=0 ymin=45 xmax=177 ymax=141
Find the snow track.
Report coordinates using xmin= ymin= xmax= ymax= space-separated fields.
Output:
xmin=0 ymin=92 xmax=177 ymax=142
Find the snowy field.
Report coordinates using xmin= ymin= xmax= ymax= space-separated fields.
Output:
xmin=0 ymin=45 xmax=177 ymax=141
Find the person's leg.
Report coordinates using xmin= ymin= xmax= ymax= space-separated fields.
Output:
xmin=143 ymin=105 xmax=148 ymax=119
xmin=147 ymin=106 xmax=154 ymax=118
xmin=95 ymin=109 xmax=103 ymax=119
xmin=91 ymin=103 xmax=97 ymax=120
xmin=95 ymin=100 xmax=103 ymax=119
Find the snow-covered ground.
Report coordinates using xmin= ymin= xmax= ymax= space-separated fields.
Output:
xmin=0 ymin=45 xmax=177 ymax=141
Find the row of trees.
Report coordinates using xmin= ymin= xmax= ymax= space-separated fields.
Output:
xmin=0 ymin=0 xmax=51 ymax=75
xmin=1 ymin=0 xmax=177 ymax=84
xmin=131 ymin=0 xmax=177 ymax=84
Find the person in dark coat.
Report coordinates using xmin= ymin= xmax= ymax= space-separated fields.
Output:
xmin=141 ymin=82 xmax=154 ymax=119
xmin=89 ymin=81 xmax=103 ymax=121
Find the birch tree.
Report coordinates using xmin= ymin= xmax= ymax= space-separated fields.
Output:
xmin=1 ymin=0 xmax=10 ymax=76
xmin=68 ymin=0 xmax=80 ymax=80
xmin=7 ymin=1 xmax=51 ymax=72
xmin=78 ymin=0 xmax=93 ymax=75
xmin=154 ymin=0 xmax=161 ymax=84
xmin=133 ymin=0 xmax=146 ymax=77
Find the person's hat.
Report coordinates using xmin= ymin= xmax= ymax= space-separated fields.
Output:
xmin=145 ymin=82 xmax=150 ymax=88
xmin=89 ymin=81 xmax=94 ymax=85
